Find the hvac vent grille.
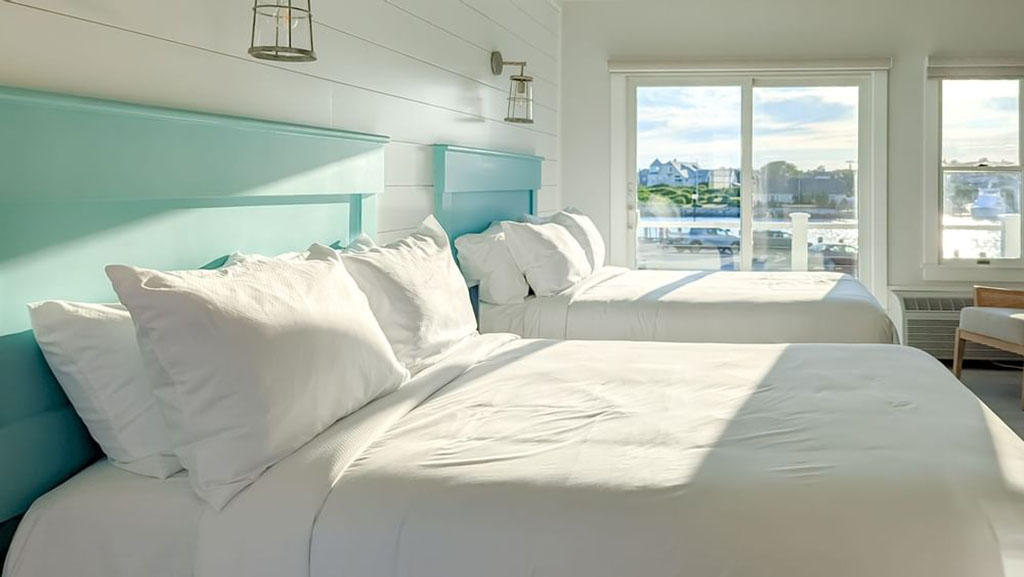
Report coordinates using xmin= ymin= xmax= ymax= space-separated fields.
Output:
xmin=902 ymin=296 xmax=973 ymax=312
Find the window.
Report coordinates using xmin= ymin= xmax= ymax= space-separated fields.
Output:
xmin=924 ymin=60 xmax=1024 ymax=280
xmin=940 ymin=79 xmax=1022 ymax=263
xmin=625 ymin=71 xmax=886 ymax=296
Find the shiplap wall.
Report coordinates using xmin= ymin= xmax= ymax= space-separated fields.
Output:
xmin=0 ymin=0 xmax=561 ymax=243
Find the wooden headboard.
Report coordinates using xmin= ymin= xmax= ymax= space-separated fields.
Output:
xmin=432 ymin=144 xmax=543 ymax=249
xmin=0 ymin=86 xmax=388 ymax=560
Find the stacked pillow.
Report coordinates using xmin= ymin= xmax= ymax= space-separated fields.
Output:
xmin=29 ymin=221 xmax=474 ymax=509
xmin=307 ymin=216 xmax=478 ymax=374
xmin=454 ymin=222 xmax=531 ymax=304
xmin=456 ymin=208 xmax=606 ymax=301
xmin=28 ymin=301 xmax=182 ymax=478
xmin=106 ymin=258 xmax=408 ymax=509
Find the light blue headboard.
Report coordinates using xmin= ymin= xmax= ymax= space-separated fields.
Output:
xmin=0 ymin=86 xmax=388 ymax=560
xmin=432 ymin=145 xmax=543 ymax=245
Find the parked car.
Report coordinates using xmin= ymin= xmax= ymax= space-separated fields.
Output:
xmin=809 ymin=243 xmax=857 ymax=274
xmin=665 ymin=227 xmax=741 ymax=254
xmin=752 ymin=229 xmax=795 ymax=253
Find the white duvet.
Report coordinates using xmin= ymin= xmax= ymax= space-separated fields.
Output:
xmin=480 ymin=267 xmax=897 ymax=344
xmin=189 ymin=337 xmax=1024 ymax=577
xmin=11 ymin=335 xmax=1024 ymax=577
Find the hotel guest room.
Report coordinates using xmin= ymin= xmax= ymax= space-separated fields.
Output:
xmin=4 ymin=1 xmax=1024 ymax=575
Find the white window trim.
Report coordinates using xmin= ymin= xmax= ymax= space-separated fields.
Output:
xmin=609 ymin=65 xmax=890 ymax=301
xmin=922 ymin=71 xmax=1024 ymax=282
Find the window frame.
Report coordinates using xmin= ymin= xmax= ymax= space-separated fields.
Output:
xmin=923 ymin=77 xmax=1024 ymax=280
xmin=612 ymin=67 xmax=889 ymax=300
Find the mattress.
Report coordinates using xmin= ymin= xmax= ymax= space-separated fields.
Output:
xmin=480 ymin=267 xmax=897 ymax=344
xmin=3 ymin=461 xmax=202 ymax=577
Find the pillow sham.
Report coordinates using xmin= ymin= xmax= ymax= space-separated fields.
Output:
xmin=27 ymin=301 xmax=181 ymax=478
xmin=500 ymin=220 xmax=591 ymax=296
xmin=550 ymin=211 xmax=605 ymax=272
xmin=454 ymin=222 xmax=530 ymax=305
xmin=307 ymin=215 xmax=477 ymax=374
xmin=107 ymin=258 xmax=408 ymax=509
xmin=223 ymin=234 xmax=375 ymax=267
xmin=523 ymin=209 xmax=605 ymax=272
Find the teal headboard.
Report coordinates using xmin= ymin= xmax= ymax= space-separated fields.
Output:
xmin=0 ymin=86 xmax=388 ymax=560
xmin=432 ymin=145 xmax=543 ymax=245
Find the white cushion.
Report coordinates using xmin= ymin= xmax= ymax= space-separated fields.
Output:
xmin=960 ymin=307 xmax=1024 ymax=345
xmin=106 ymin=258 xmax=408 ymax=509
xmin=454 ymin=222 xmax=530 ymax=305
xmin=224 ymin=250 xmax=307 ymax=267
xmin=223 ymin=234 xmax=376 ymax=267
xmin=27 ymin=301 xmax=182 ymax=478
xmin=307 ymin=215 xmax=477 ymax=374
xmin=500 ymin=221 xmax=591 ymax=296
xmin=550 ymin=211 xmax=605 ymax=271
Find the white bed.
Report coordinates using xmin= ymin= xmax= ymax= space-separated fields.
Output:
xmin=480 ymin=266 xmax=897 ymax=344
xmin=9 ymin=333 xmax=1024 ymax=577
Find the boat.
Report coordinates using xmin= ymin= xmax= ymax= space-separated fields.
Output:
xmin=969 ymin=188 xmax=1007 ymax=220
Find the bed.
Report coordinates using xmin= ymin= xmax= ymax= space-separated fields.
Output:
xmin=8 ymin=334 xmax=1024 ymax=577
xmin=480 ymin=266 xmax=897 ymax=343
xmin=433 ymin=145 xmax=896 ymax=345
xmin=6 ymin=92 xmax=1024 ymax=577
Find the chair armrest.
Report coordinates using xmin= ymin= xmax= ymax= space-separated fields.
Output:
xmin=974 ymin=285 xmax=1024 ymax=308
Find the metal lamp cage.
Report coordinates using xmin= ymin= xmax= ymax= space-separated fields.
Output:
xmin=249 ymin=0 xmax=316 ymax=62
xmin=505 ymin=71 xmax=534 ymax=124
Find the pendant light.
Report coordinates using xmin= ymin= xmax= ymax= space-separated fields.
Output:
xmin=249 ymin=0 xmax=316 ymax=63
xmin=491 ymin=51 xmax=534 ymax=124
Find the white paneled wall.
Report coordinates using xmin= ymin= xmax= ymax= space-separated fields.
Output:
xmin=0 ymin=0 xmax=561 ymax=242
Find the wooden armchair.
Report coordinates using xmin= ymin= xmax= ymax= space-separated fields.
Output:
xmin=953 ymin=286 xmax=1024 ymax=408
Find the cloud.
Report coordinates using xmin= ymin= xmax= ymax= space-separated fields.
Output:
xmin=637 ymin=85 xmax=859 ymax=171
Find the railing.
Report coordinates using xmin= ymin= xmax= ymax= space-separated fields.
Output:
xmin=639 ymin=213 xmax=1023 ymax=270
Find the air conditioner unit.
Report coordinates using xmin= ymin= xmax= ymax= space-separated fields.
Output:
xmin=890 ymin=290 xmax=1022 ymax=361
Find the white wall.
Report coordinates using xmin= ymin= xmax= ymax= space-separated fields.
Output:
xmin=561 ymin=0 xmax=1024 ymax=289
xmin=0 ymin=0 xmax=561 ymax=242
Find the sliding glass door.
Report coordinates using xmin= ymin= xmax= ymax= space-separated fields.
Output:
xmin=632 ymin=75 xmax=871 ymax=278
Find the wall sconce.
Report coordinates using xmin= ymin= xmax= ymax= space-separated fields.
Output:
xmin=249 ymin=0 xmax=316 ymax=62
xmin=491 ymin=51 xmax=534 ymax=124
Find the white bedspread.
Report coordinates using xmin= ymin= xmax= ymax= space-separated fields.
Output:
xmin=480 ymin=267 xmax=897 ymax=344
xmin=198 ymin=338 xmax=1024 ymax=577
xmin=4 ymin=461 xmax=202 ymax=577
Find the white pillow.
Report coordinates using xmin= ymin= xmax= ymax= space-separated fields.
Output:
xmin=454 ymin=223 xmax=530 ymax=305
xmin=27 ymin=301 xmax=182 ymax=478
xmin=223 ymin=234 xmax=375 ymax=266
xmin=307 ymin=216 xmax=477 ymax=374
xmin=500 ymin=221 xmax=591 ymax=296
xmin=106 ymin=258 xmax=408 ymax=509
xmin=224 ymin=250 xmax=307 ymax=267
xmin=550 ymin=211 xmax=605 ymax=272
xmin=344 ymin=233 xmax=377 ymax=252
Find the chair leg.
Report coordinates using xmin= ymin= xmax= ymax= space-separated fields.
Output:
xmin=1020 ymin=369 xmax=1024 ymax=411
xmin=953 ymin=329 xmax=966 ymax=379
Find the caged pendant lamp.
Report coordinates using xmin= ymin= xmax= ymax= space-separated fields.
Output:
xmin=249 ymin=0 xmax=317 ymax=63
xmin=491 ymin=51 xmax=534 ymax=124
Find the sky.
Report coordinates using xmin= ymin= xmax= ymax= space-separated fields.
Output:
xmin=942 ymin=79 xmax=1019 ymax=166
xmin=637 ymin=85 xmax=860 ymax=172
xmin=638 ymin=81 xmax=1020 ymax=172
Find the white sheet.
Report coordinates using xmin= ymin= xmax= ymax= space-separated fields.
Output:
xmin=3 ymin=461 xmax=202 ymax=577
xmin=204 ymin=338 xmax=1024 ymax=577
xmin=481 ymin=267 xmax=897 ymax=344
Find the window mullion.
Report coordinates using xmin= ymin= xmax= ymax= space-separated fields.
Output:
xmin=740 ymin=78 xmax=754 ymax=271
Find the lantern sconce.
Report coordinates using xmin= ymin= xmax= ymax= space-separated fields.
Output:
xmin=249 ymin=0 xmax=317 ymax=63
xmin=491 ymin=51 xmax=534 ymax=124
